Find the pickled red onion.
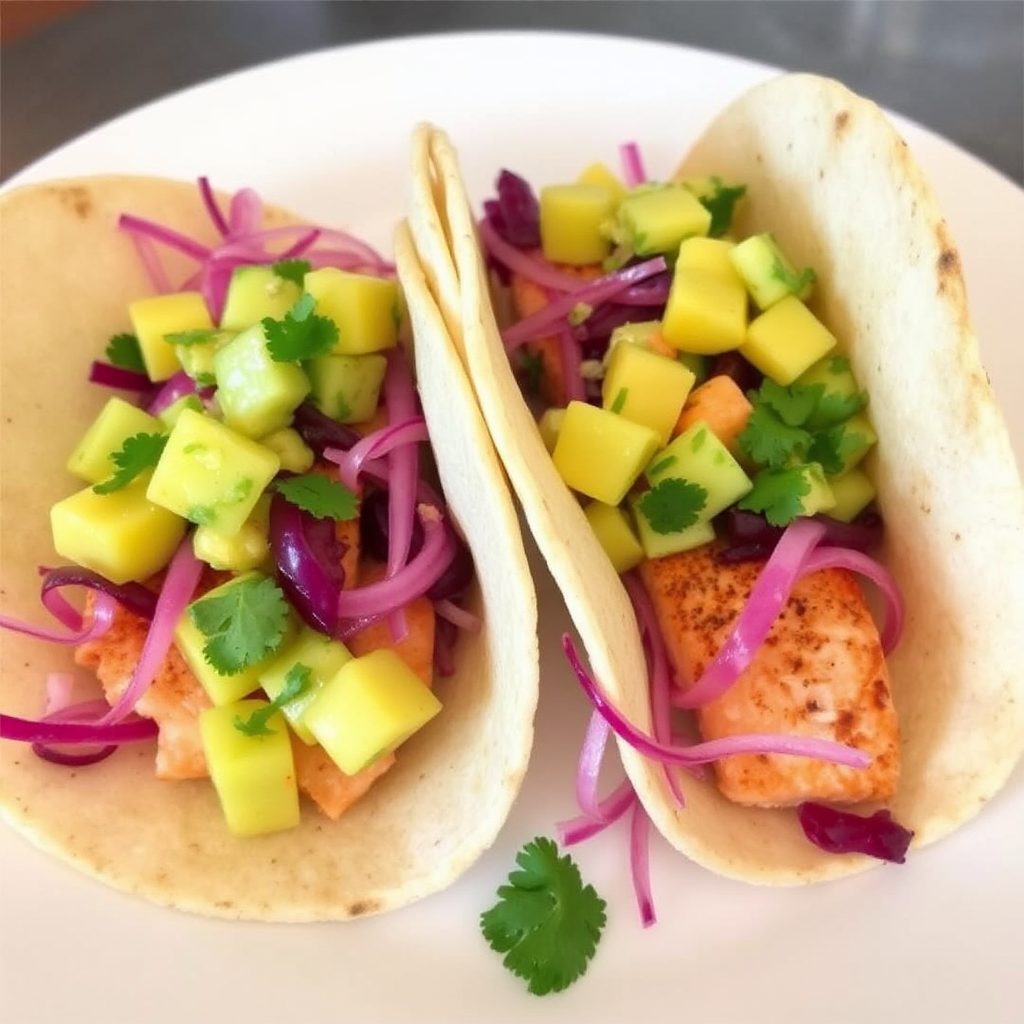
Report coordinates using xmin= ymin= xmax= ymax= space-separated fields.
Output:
xmin=620 ymin=142 xmax=647 ymax=188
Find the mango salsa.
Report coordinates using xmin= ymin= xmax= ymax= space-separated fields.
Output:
xmin=66 ymin=397 xmax=165 ymax=484
xmin=583 ymin=501 xmax=645 ymax=573
xmin=661 ymin=267 xmax=748 ymax=355
xmin=304 ymin=268 xmax=400 ymax=355
xmin=128 ymin=291 xmax=214 ymax=382
xmin=539 ymin=183 xmax=617 ymax=265
xmin=741 ymin=296 xmax=837 ymax=385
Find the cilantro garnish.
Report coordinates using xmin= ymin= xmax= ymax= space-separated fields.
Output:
xmin=262 ymin=294 xmax=338 ymax=362
xmin=771 ymin=253 xmax=817 ymax=296
xmin=814 ymin=387 xmax=866 ymax=427
xmin=271 ymin=258 xmax=312 ymax=285
xmin=233 ymin=663 xmax=311 ymax=737
xmin=164 ymin=328 xmax=221 ymax=346
xmin=808 ymin=423 xmax=867 ymax=476
xmin=609 ymin=387 xmax=628 ymax=414
xmin=480 ymin=837 xmax=606 ymax=996
xmin=105 ymin=332 xmax=146 ymax=373
xmin=637 ymin=477 xmax=707 ymax=534
xmin=757 ymin=378 xmax=823 ymax=427
xmin=275 ymin=473 xmax=359 ymax=521
xmin=698 ymin=178 xmax=747 ymax=238
xmin=188 ymin=576 xmax=290 ymax=676
xmin=92 ymin=433 xmax=168 ymax=495
xmin=738 ymin=404 xmax=811 ymax=469
xmin=737 ymin=466 xmax=812 ymax=527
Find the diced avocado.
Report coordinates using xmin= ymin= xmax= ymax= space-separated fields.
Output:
xmin=128 ymin=291 xmax=214 ymax=382
xmin=729 ymin=232 xmax=815 ymax=309
xmin=50 ymin=477 xmax=186 ymax=584
xmin=677 ymin=175 xmax=747 ymax=237
xmin=646 ymin=420 xmax=753 ymax=520
xmin=157 ymin=393 xmax=205 ymax=429
xmin=174 ymin=332 xmax=230 ymax=387
xmin=304 ymin=649 xmax=442 ymax=775
xmin=147 ymin=408 xmax=280 ymax=536
xmin=630 ymin=496 xmax=716 ymax=560
xmin=615 ymin=185 xmax=712 ymax=256
xmin=741 ymin=296 xmax=838 ymax=386
xmin=303 ymin=268 xmax=400 ymax=355
xmin=583 ymin=501 xmax=644 ymax=573
xmin=258 ymin=628 xmax=354 ymax=745
xmin=576 ymin=162 xmax=627 ymax=203
xmin=192 ymin=494 xmax=271 ymax=572
xmin=213 ymin=324 xmax=311 ymax=439
xmin=537 ymin=407 xmax=566 ymax=453
xmin=539 ymin=183 xmax=618 ymax=265
xmin=258 ymin=427 xmax=314 ymax=474
xmin=552 ymin=400 xmax=661 ymax=506
xmin=661 ymin=267 xmax=748 ymax=355
xmin=826 ymin=467 xmax=876 ymax=523
xmin=219 ymin=265 xmax=303 ymax=332
xmin=675 ymin=236 xmax=740 ymax=282
xmin=677 ymin=351 xmax=710 ymax=386
xmin=787 ymin=462 xmax=836 ymax=517
xmin=817 ymin=412 xmax=878 ymax=478
xmin=601 ymin=342 xmax=696 ymax=445
xmin=306 ymin=352 xmax=388 ymax=424
xmin=66 ymin=397 xmax=165 ymax=484
xmin=199 ymin=699 xmax=300 ymax=837
xmin=794 ymin=354 xmax=867 ymax=428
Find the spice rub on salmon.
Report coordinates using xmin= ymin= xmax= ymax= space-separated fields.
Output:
xmin=638 ymin=540 xmax=899 ymax=807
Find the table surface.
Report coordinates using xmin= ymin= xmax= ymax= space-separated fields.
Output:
xmin=2 ymin=0 xmax=1022 ymax=186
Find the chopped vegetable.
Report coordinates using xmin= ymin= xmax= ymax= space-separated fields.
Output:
xmin=738 ymin=403 xmax=812 ymax=468
xmin=91 ymin=432 xmax=168 ymax=494
xmin=262 ymin=294 xmax=339 ymax=362
xmin=233 ymin=663 xmax=311 ymax=736
xmin=105 ymin=332 xmax=146 ymax=373
xmin=636 ymin=477 xmax=707 ymax=534
xmin=737 ymin=466 xmax=814 ymax=527
xmin=275 ymin=473 xmax=359 ymax=521
xmin=798 ymin=802 xmax=913 ymax=863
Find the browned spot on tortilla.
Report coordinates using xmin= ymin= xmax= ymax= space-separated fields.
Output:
xmin=48 ymin=184 xmax=92 ymax=220
xmin=347 ymin=898 xmax=380 ymax=917
xmin=834 ymin=110 xmax=850 ymax=137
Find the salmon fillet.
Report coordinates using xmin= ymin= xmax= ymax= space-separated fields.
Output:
xmin=638 ymin=540 xmax=899 ymax=806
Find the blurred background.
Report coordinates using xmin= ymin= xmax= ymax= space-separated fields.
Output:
xmin=2 ymin=0 xmax=1022 ymax=184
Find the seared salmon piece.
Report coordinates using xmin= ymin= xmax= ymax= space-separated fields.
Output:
xmin=290 ymin=736 xmax=395 ymax=820
xmin=638 ymin=540 xmax=899 ymax=806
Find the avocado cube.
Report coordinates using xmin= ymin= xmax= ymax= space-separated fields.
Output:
xmin=576 ymin=162 xmax=627 ymax=203
xmin=825 ymin=467 xmax=876 ymax=523
xmin=678 ymin=175 xmax=747 ymax=236
xmin=616 ymin=185 xmax=711 ymax=257
xmin=258 ymin=628 xmax=354 ymax=745
xmin=676 ymin=237 xmax=740 ymax=281
xmin=583 ymin=501 xmax=644 ymax=574
xmin=729 ymin=232 xmax=815 ymax=309
xmin=258 ymin=427 xmax=315 ymax=474
xmin=303 ymin=268 xmax=400 ymax=355
xmin=789 ymin=462 xmax=836 ymax=517
xmin=661 ymin=267 xmax=748 ymax=355
xmin=741 ymin=296 xmax=838 ymax=386
xmin=66 ymin=397 xmax=165 ymax=484
xmin=219 ymin=265 xmax=303 ymax=331
xmin=794 ymin=354 xmax=866 ymax=428
xmin=304 ymin=649 xmax=442 ymax=775
xmin=174 ymin=333 xmax=229 ymax=387
xmin=50 ymin=477 xmax=186 ymax=584
xmin=537 ymin=407 xmax=566 ymax=453
xmin=213 ymin=324 xmax=311 ymax=439
xmin=646 ymin=420 xmax=753 ymax=520
xmin=539 ymin=183 xmax=617 ymax=265
xmin=306 ymin=352 xmax=388 ymax=424
xmin=677 ymin=351 xmax=711 ymax=385
xmin=128 ymin=291 xmax=214 ymax=382
xmin=192 ymin=495 xmax=271 ymax=572
xmin=146 ymin=408 xmax=280 ymax=536
xmin=158 ymin=393 xmax=205 ymax=429
xmin=630 ymin=496 xmax=716 ymax=560
xmin=601 ymin=342 xmax=696 ymax=445
xmin=552 ymin=400 xmax=661 ymax=505
xmin=199 ymin=700 xmax=300 ymax=837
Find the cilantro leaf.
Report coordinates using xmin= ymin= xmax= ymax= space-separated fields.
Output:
xmin=188 ymin=576 xmax=290 ymax=676
xmin=609 ymin=387 xmax=628 ymax=414
xmin=234 ymin=663 xmax=311 ymax=736
xmin=699 ymin=179 xmax=747 ymax=238
xmin=164 ymin=328 xmax=222 ymax=346
xmin=262 ymin=294 xmax=338 ymax=362
xmin=480 ymin=837 xmax=606 ymax=996
xmin=771 ymin=253 xmax=817 ymax=296
xmin=105 ymin=332 xmax=146 ymax=373
xmin=808 ymin=424 xmax=867 ymax=476
xmin=757 ymin=379 xmax=823 ymax=427
xmin=275 ymin=473 xmax=359 ymax=521
xmin=814 ymin=387 xmax=866 ymax=427
xmin=92 ymin=433 xmax=168 ymax=494
xmin=738 ymin=404 xmax=811 ymax=469
xmin=637 ymin=477 xmax=707 ymax=534
xmin=737 ymin=466 xmax=812 ymax=527
xmin=271 ymin=258 xmax=312 ymax=285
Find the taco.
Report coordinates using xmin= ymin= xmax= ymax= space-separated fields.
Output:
xmin=405 ymin=74 xmax=1024 ymax=885
xmin=0 ymin=174 xmax=539 ymax=919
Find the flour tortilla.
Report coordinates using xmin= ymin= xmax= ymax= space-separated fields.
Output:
xmin=0 ymin=175 xmax=538 ymax=919
xmin=411 ymin=73 xmax=1024 ymax=885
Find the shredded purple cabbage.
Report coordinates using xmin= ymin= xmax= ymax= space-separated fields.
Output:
xmin=484 ymin=170 xmax=541 ymax=249
xmin=798 ymin=802 xmax=914 ymax=863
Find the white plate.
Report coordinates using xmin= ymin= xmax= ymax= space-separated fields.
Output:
xmin=2 ymin=32 xmax=1023 ymax=1024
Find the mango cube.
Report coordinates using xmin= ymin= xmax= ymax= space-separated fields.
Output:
xmin=537 ymin=407 xmax=566 ymax=453
xmin=741 ymin=296 xmax=838 ymax=385
xmin=576 ymin=162 xmax=627 ymax=203
xmin=128 ymin=291 xmax=214 ymax=382
xmin=826 ymin=467 xmax=876 ymax=523
xmin=661 ymin=267 xmax=748 ymax=355
xmin=66 ymin=397 xmax=165 ymax=484
xmin=677 ymin=175 xmax=746 ymax=236
xmin=158 ymin=394 xmax=205 ymax=429
xmin=304 ymin=649 xmax=442 ymax=775
xmin=220 ymin=265 xmax=303 ymax=331
xmin=729 ymin=232 xmax=814 ymax=309
xmin=50 ymin=477 xmax=186 ymax=584
xmin=552 ymin=400 xmax=661 ymax=505
xmin=192 ymin=495 xmax=271 ymax=573
xmin=306 ymin=352 xmax=388 ymax=424
xmin=630 ymin=496 xmax=716 ymax=560
xmin=676 ymin=236 xmax=740 ymax=281
xmin=199 ymin=700 xmax=300 ymax=837
xmin=583 ymin=501 xmax=644 ymax=573
xmin=539 ymin=184 xmax=617 ymax=265
xmin=304 ymin=268 xmax=399 ymax=355
xmin=258 ymin=428 xmax=315 ymax=474
xmin=616 ymin=186 xmax=711 ymax=257
xmin=147 ymin=409 xmax=279 ymax=536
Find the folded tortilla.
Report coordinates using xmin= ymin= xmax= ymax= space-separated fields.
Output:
xmin=0 ymin=175 xmax=539 ymax=919
xmin=408 ymin=74 xmax=1024 ymax=884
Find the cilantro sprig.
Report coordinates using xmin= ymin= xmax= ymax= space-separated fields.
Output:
xmin=105 ymin=332 xmax=146 ymax=373
xmin=737 ymin=466 xmax=813 ymax=527
xmin=92 ymin=433 xmax=168 ymax=494
xmin=233 ymin=663 xmax=311 ymax=737
xmin=271 ymin=258 xmax=312 ymax=285
xmin=481 ymin=837 xmax=607 ymax=996
xmin=637 ymin=478 xmax=707 ymax=534
xmin=275 ymin=473 xmax=359 ymax=521
xmin=698 ymin=178 xmax=747 ymax=238
xmin=164 ymin=328 xmax=222 ymax=346
xmin=262 ymin=294 xmax=338 ymax=362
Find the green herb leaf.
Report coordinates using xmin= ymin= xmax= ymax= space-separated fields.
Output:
xmin=233 ymin=663 xmax=311 ymax=736
xmin=737 ymin=466 xmax=812 ymax=527
xmin=637 ymin=477 xmax=707 ymax=534
xmin=738 ymin=404 xmax=812 ymax=469
xmin=480 ymin=837 xmax=606 ymax=997
xmin=105 ymin=332 xmax=146 ymax=373
xmin=757 ymin=379 xmax=823 ymax=427
xmin=92 ymin=433 xmax=168 ymax=495
xmin=808 ymin=424 xmax=867 ymax=476
xmin=275 ymin=473 xmax=359 ymax=521
xmin=770 ymin=253 xmax=817 ymax=296
xmin=262 ymin=294 xmax=338 ymax=362
xmin=188 ymin=576 xmax=290 ymax=676
xmin=609 ymin=387 xmax=628 ymax=415
xmin=271 ymin=258 xmax=312 ymax=285
xmin=698 ymin=178 xmax=747 ymax=238
xmin=164 ymin=328 xmax=221 ymax=346
xmin=814 ymin=388 xmax=866 ymax=426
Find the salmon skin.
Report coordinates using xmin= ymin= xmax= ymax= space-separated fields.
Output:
xmin=638 ymin=540 xmax=899 ymax=807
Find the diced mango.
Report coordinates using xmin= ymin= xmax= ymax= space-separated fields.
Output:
xmin=741 ymin=296 xmax=837 ymax=385
xmin=676 ymin=237 xmax=740 ymax=281
xmin=538 ymin=407 xmax=566 ymax=453
xmin=128 ymin=291 xmax=214 ymax=382
xmin=552 ymin=400 xmax=661 ymax=505
xmin=258 ymin=428 xmax=315 ymax=474
xmin=673 ymin=374 xmax=753 ymax=450
xmin=192 ymin=495 xmax=271 ymax=572
xmin=66 ymin=397 xmax=165 ymax=484
xmin=630 ymin=497 xmax=716 ymax=560
xmin=576 ymin=162 xmax=627 ymax=203
xmin=306 ymin=352 xmax=388 ymax=424
xmin=539 ymin=184 xmax=617 ymax=265
xmin=603 ymin=320 xmax=675 ymax=366
xmin=661 ymin=267 xmax=748 ymax=355
xmin=729 ymin=232 xmax=814 ymax=309
xmin=174 ymin=333 xmax=228 ymax=388
xmin=199 ymin=700 xmax=300 ymax=837
xmin=826 ymin=467 xmax=876 ymax=523
xmin=583 ymin=501 xmax=645 ymax=573
xmin=677 ymin=175 xmax=746 ymax=236
xmin=304 ymin=268 xmax=400 ymax=355
xmin=50 ymin=477 xmax=186 ymax=585
xmin=158 ymin=393 xmax=205 ymax=429
xmin=304 ymin=649 xmax=442 ymax=775
xmin=616 ymin=186 xmax=711 ymax=256
xmin=220 ymin=265 xmax=303 ymax=331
